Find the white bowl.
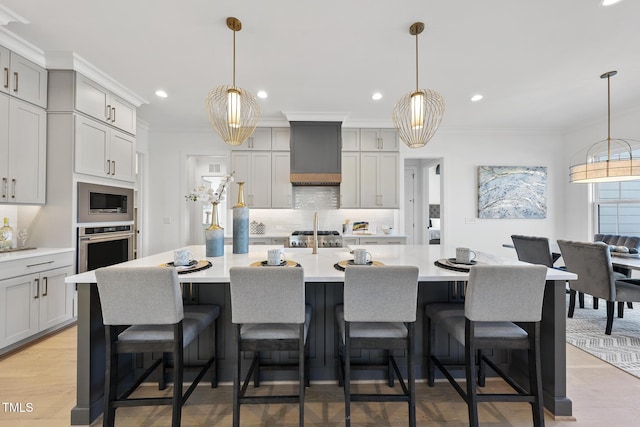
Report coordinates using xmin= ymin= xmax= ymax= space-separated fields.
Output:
xmin=381 ymin=227 xmax=392 ymax=235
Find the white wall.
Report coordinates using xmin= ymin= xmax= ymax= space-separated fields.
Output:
xmin=397 ymin=129 xmax=566 ymax=259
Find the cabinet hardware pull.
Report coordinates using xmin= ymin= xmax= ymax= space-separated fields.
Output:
xmin=42 ymin=277 xmax=48 ymax=296
xmin=34 ymin=278 xmax=39 ymax=299
xmin=26 ymin=260 xmax=54 ymax=268
xmin=111 ymin=161 xmax=115 ymax=175
xmin=13 ymin=72 xmax=18 ymax=92
xmin=2 ymin=177 xmax=6 ymax=199
xmin=106 ymin=104 xmax=111 ymax=121
xmin=106 ymin=160 xmax=111 ymax=175
xmin=11 ymin=178 xmax=16 ymax=198
xmin=112 ymin=107 xmax=116 ymax=122
xmin=3 ymin=68 xmax=8 ymax=88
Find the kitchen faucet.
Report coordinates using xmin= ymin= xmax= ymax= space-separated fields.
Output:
xmin=312 ymin=212 xmax=318 ymax=254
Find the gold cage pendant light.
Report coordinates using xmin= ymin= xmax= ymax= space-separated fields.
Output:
xmin=206 ymin=17 xmax=260 ymax=146
xmin=392 ymin=22 xmax=445 ymax=149
xmin=569 ymin=71 xmax=640 ymax=183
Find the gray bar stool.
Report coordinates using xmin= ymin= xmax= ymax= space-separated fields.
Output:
xmin=95 ymin=266 xmax=219 ymax=427
xmin=425 ymin=264 xmax=548 ymax=427
xmin=229 ymin=266 xmax=310 ymax=427
xmin=336 ymin=265 xmax=419 ymax=427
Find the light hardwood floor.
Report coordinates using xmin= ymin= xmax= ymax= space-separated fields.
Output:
xmin=1 ymin=325 xmax=639 ymax=426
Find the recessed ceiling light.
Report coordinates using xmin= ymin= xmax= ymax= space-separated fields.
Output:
xmin=257 ymin=90 xmax=268 ymax=99
xmin=155 ymin=90 xmax=168 ymax=98
xmin=371 ymin=92 xmax=383 ymax=101
xmin=601 ymin=0 xmax=623 ymax=6
xmin=470 ymin=94 xmax=483 ymax=102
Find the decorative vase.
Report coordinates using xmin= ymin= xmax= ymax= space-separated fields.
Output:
xmin=205 ymin=202 xmax=224 ymax=257
xmin=232 ymin=182 xmax=249 ymax=254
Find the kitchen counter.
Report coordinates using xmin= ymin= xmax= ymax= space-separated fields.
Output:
xmin=0 ymin=247 xmax=74 ymax=262
xmin=68 ymin=245 xmax=575 ymax=424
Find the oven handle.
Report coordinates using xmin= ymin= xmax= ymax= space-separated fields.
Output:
xmin=79 ymin=232 xmax=134 ymax=243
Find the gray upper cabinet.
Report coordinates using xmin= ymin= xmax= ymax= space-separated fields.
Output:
xmin=75 ymin=73 xmax=136 ymax=135
xmin=1 ymin=46 xmax=47 ymax=109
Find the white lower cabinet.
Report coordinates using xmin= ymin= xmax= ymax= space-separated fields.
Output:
xmin=0 ymin=266 xmax=74 ymax=350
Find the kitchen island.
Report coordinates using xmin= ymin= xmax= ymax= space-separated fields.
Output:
xmin=66 ymin=244 xmax=576 ymax=424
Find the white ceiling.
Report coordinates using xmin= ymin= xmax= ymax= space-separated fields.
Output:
xmin=1 ymin=0 xmax=639 ymax=133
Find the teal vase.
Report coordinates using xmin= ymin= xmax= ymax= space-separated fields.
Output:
xmin=205 ymin=202 xmax=224 ymax=257
xmin=233 ymin=182 xmax=249 ymax=254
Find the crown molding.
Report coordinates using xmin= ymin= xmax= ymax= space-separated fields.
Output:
xmin=282 ymin=111 xmax=350 ymax=122
xmin=0 ymin=27 xmax=45 ymax=67
xmin=45 ymin=51 xmax=148 ymax=107
xmin=0 ymin=5 xmax=29 ymax=26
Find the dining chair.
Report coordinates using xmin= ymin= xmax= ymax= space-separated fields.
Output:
xmin=558 ymin=240 xmax=640 ymax=334
xmin=425 ymin=264 xmax=548 ymax=427
xmin=336 ymin=265 xmax=419 ymax=427
xmin=511 ymin=235 xmax=561 ymax=267
xmin=95 ymin=266 xmax=219 ymax=427
xmin=229 ymin=266 xmax=310 ymax=427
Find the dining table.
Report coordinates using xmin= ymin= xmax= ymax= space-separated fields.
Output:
xmin=65 ymin=244 xmax=576 ymax=425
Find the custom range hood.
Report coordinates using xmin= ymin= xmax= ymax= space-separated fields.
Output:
xmin=289 ymin=121 xmax=342 ymax=185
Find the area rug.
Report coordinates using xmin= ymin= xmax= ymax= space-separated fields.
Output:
xmin=565 ymin=296 xmax=640 ymax=378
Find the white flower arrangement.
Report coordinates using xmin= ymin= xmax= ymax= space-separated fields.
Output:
xmin=185 ymin=172 xmax=235 ymax=203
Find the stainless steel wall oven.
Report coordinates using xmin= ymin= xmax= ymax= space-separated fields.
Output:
xmin=77 ymin=225 xmax=134 ymax=273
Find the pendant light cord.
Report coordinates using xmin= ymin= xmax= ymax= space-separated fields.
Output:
xmin=415 ymin=31 xmax=419 ymax=91
xmin=232 ymin=29 xmax=236 ymax=88
xmin=607 ymin=73 xmax=611 ymax=161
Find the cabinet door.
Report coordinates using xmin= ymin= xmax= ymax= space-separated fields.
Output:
xmin=360 ymin=152 xmax=379 ymax=208
xmin=235 ymin=127 xmax=271 ymax=150
xmin=359 ymin=129 xmax=379 ymax=151
xmin=0 ymin=274 xmax=39 ymax=348
xmin=271 ymin=151 xmax=291 ymax=208
xmin=110 ymin=94 xmax=136 ymax=135
xmin=75 ymin=115 xmax=109 ymax=177
xmin=378 ymin=129 xmax=399 ymax=151
xmin=378 ymin=152 xmax=399 ymax=207
xmin=341 ymin=152 xmax=359 ymax=208
xmin=38 ymin=267 xmax=74 ymax=330
xmin=230 ymin=151 xmax=251 ymax=206
xmin=75 ymin=73 xmax=109 ymax=122
xmin=0 ymin=94 xmax=8 ymax=202
xmin=0 ymin=46 xmax=9 ymax=96
xmin=272 ymin=128 xmax=290 ymax=150
xmin=109 ymin=130 xmax=136 ymax=182
xmin=8 ymin=52 xmax=47 ymax=108
xmin=7 ymin=98 xmax=46 ymax=203
xmin=250 ymin=152 xmax=272 ymax=208
xmin=342 ymin=128 xmax=359 ymax=151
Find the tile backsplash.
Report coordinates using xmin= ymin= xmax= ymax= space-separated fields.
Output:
xmin=227 ymin=208 xmax=397 ymax=235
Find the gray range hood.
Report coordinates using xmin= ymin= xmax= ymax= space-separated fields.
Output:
xmin=289 ymin=121 xmax=342 ymax=185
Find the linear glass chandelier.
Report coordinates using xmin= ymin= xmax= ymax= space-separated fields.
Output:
xmin=392 ymin=22 xmax=445 ymax=149
xmin=206 ymin=17 xmax=260 ymax=146
xmin=569 ymin=71 xmax=640 ymax=183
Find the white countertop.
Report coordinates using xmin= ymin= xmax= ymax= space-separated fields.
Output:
xmin=66 ymin=244 xmax=576 ymax=284
xmin=0 ymin=247 xmax=75 ymax=262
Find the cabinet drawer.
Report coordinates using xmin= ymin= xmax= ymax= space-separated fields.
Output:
xmin=0 ymin=251 xmax=74 ymax=280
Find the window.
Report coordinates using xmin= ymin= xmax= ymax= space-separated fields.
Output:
xmin=596 ymin=178 xmax=640 ymax=236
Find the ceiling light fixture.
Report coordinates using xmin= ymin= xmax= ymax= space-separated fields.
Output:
xmin=206 ymin=17 xmax=260 ymax=146
xmin=155 ymin=90 xmax=168 ymax=98
xmin=257 ymin=90 xmax=268 ymax=99
xmin=392 ymin=22 xmax=445 ymax=149
xmin=470 ymin=94 xmax=483 ymax=102
xmin=569 ymin=71 xmax=640 ymax=183
xmin=371 ymin=92 xmax=383 ymax=101
xmin=601 ymin=0 xmax=623 ymax=6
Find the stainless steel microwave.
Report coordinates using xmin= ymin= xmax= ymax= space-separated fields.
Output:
xmin=77 ymin=182 xmax=134 ymax=223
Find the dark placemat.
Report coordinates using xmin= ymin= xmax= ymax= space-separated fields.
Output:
xmin=435 ymin=258 xmax=473 ymax=273
xmin=161 ymin=260 xmax=212 ymax=274
xmin=250 ymin=260 xmax=302 ymax=267
xmin=333 ymin=259 xmax=384 ymax=272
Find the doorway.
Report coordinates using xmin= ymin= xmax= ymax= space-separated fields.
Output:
xmin=404 ymin=158 xmax=442 ymax=245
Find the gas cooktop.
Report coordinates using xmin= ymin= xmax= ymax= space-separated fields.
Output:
xmin=291 ymin=230 xmax=340 ymax=236
xmin=288 ymin=230 xmax=343 ymax=247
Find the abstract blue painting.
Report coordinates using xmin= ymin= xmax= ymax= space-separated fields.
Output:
xmin=478 ymin=166 xmax=547 ymax=219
